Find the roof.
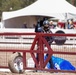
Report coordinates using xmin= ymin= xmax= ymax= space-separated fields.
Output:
xmin=2 ymin=0 xmax=76 ymax=20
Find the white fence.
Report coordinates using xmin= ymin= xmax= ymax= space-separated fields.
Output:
xmin=0 ymin=28 xmax=76 ymax=49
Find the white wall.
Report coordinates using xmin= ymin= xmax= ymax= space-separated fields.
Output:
xmin=0 ymin=28 xmax=76 ymax=34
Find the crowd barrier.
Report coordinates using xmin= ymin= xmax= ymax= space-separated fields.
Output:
xmin=0 ymin=29 xmax=75 ymax=73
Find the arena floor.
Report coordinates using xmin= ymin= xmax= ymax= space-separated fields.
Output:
xmin=0 ymin=72 xmax=76 ymax=75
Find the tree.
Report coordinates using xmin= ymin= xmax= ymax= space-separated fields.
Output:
xmin=0 ymin=0 xmax=36 ymax=20
xmin=1 ymin=0 xmax=36 ymax=11
xmin=66 ymin=0 xmax=76 ymax=6
xmin=1 ymin=0 xmax=26 ymax=11
xmin=71 ymin=0 xmax=76 ymax=6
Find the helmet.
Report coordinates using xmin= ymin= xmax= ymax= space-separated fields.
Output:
xmin=43 ymin=20 xmax=49 ymax=25
xmin=43 ymin=20 xmax=49 ymax=31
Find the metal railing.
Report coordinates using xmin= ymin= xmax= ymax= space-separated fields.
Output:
xmin=0 ymin=32 xmax=76 ymax=73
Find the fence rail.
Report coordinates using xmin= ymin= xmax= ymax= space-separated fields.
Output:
xmin=0 ymin=32 xmax=76 ymax=73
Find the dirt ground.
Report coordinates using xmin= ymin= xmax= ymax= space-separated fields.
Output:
xmin=0 ymin=72 xmax=76 ymax=75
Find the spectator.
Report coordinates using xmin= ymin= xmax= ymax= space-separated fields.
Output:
xmin=35 ymin=20 xmax=54 ymax=69
xmin=67 ymin=20 xmax=74 ymax=29
xmin=49 ymin=20 xmax=56 ymax=29
xmin=33 ymin=24 xmax=36 ymax=28
xmin=23 ymin=22 xmax=27 ymax=28
xmin=73 ymin=20 xmax=76 ymax=29
xmin=35 ymin=20 xmax=42 ymax=32
xmin=41 ymin=20 xmax=54 ymax=69
xmin=57 ymin=20 xmax=65 ymax=29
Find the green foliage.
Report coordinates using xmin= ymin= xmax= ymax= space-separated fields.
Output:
xmin=66 ymin=0 xmax=76 ymax=6
xmin=1 ymin=0 xmax=36 ymax=11
xmin=0 ymin=0 xmax=36 ymax=19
